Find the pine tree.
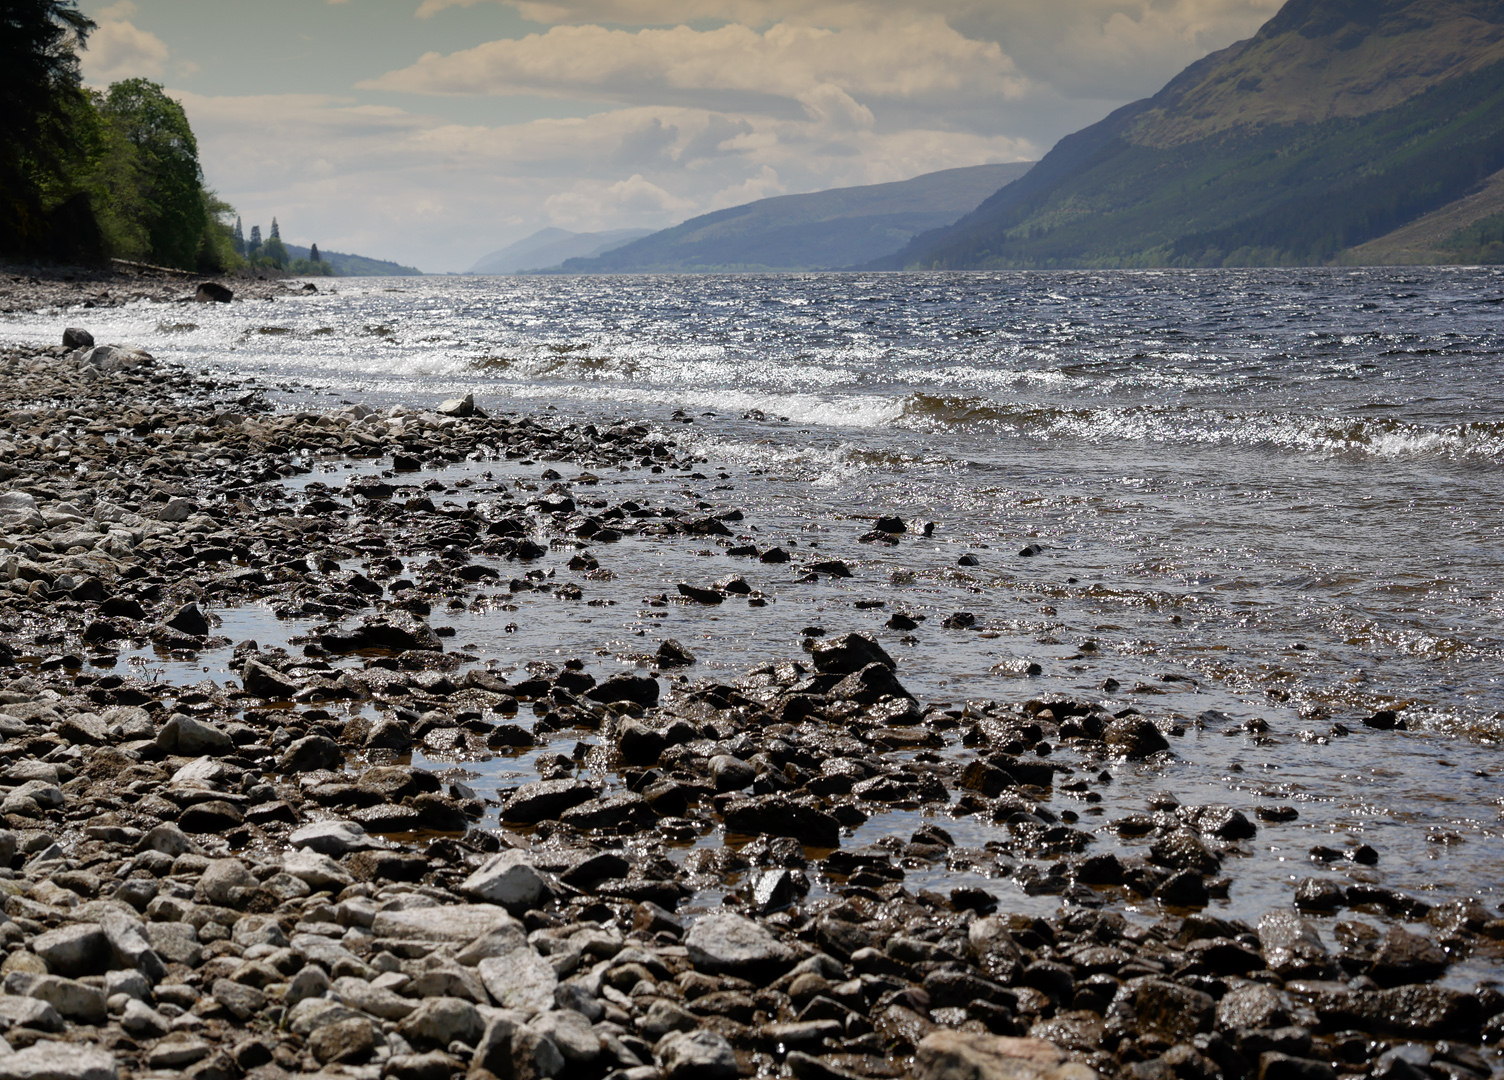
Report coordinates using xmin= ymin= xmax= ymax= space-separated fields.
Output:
xmin=269 ymin=216 xmax=279 ymax=240
xmin=310 ymin=243 xmax=320 ymax=262
xmin=232 ymin=216 xmax=244 ymax=255
xmin=247 ymin=224 xmax=261 ymax=259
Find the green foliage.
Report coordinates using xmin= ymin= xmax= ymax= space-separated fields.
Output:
xmin=1440 ymin=211 xmax=1504 ymax=264
xmin=98 ymin=78 xmax=207 ymax=270
xmin=289 ymin=258 xmax=334 ymax=276
xmin=0 ymin=0 xmax=95 ymax=256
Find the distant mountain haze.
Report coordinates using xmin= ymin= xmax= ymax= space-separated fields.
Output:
xmin=541 ymin=163 xmax=1035 ymax=273
xmin=468 ymin=228 xmax=656 ymax=274
xmin=879 ymin=0 xmax=1504 ymax=269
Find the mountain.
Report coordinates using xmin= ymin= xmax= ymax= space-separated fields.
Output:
xmin=284 ymin=244 xmax=422 ymax=276
xmin=879 ymin=0 xmax=1504 ymax=269
xmin=549 ymin=163 xmax=1035 ymax=273
xmin=468 ymin=228 xmax=656 ymax=274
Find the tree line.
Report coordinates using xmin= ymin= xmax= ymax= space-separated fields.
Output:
xmin=0 ymin=1 xmax=324 ymax=274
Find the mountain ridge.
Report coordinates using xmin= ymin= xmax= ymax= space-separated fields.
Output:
xmin=547 ymin=163 xmax=1034 ymax=273
xmin=880 ymin=0 xmax=1504 ymax=270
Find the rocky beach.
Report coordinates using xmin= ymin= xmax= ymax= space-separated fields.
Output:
xmin=0 ymin=269 xmax=1498 ymax=1080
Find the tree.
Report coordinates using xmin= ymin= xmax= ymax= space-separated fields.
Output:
xmin=0 ymin=0 xmax=96 ymax=255
xmin=248 ymin=224 xmax=261 ymax=259
xmin=270 ymin=216 xmax=280 ymax=240
xmin=233 ymin=216 xmax=244 ymax=255
xmin=98 ymin=78 xmax=206 ymax=269
xmin=310 ymin=243 xmax=320 ymax=262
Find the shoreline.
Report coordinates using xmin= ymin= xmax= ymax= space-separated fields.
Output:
xmin=0 ymin=283 xmax=1498 ymax=1080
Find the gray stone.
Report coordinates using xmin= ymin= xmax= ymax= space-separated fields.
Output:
xmin=120 ymin=997 xmax=170 ymax=1038
xmin=371 ymin=904 xmax=517 ymax=944
xmin=278 ymin=734 xmax=341 ymax=772
xmin=145 ymin=922 xmax=202 ymax=966
xmin=437 ymin=394 xmax=475 ymax=417
xmin=333 ymin=976 xmax=417 ymax=1020
xmin=99 ymin=909 xmax=166 ymax=984
xmin=287 ymin=996 xmax=366 ymax=1037
xmin=289 ymin=819 xmax=377 ymax=856
xmin=0 ymin=1043 xmax=118 ymax=1080
xmin=27 ymin=975 xmax=106 ymax=1024
xmin=385 ymin=1052 xmax=461 ymax=1080
xmin=195 ymin=858 xmax=256 ymax=906
xmin=641 ymin=998 xmax=700 ymax=1040
xmin=531 ymin=1009 xmax=603 ymax=1064
xmin=454 ymin=922 xmax=531 ymax=966
xmin=211 ymin=976 xmax=266 ymax=1020
xmin=31 ymin=923 xmax=108 ymax=977
xmin=286 ymin=965 xmax=332 ymax=1007
xmin=656 ymin=1029 xmax=738 ymax=1080
xmin=685 ymin=912 xmax=798 ymax=979
xmin=155 ymin=714 xmax=233 ymax=755
xmin=282 ymin=849 xmax=355 ymax=892
xmin=397 ymin=996 xmax=485 ymax=1049
xmin=309 ymin=1016 xmax=378 ymax=1065
xmin=478 ymin=946 xmax=558 ymax=1011
xmin=231 ymin=915 xmax=289 ymax=950
xmin=472 ymin=1012 xmax=565 ymax=1079
xmin=0 ymin=996 xmax=63 ymax=1032
xmin=460 ymin=850 xmax=551 ymax=913
xmin=146 ymin=1033 xmax=214 ymax=1068
xmin=138 ymin=822 xmax=200 ymax=857
xmin=913 ymin=1031 xmax=1098 ymax=1080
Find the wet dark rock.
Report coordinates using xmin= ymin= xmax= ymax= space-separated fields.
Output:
xmin=1104 ymin=717 xmax=1169 ymax=758
xmin=914 ymin=1031 xmax=1094 ymax=1080
xmin=678 ymin=582 xmax=724 ymax=604
xmin=722 ymin=794 xmax=841 ymax=847
xmin=657 ymin=638 xmax=697 ymax=667
xmin=277 ymin=734 xmax=341 ymax=772
xmin=1260 ymin=911 xmax=1334 ymax=979
xmin=62 ymin=327 xmax=94 ymax=349
xmin=196 ymin=281 xmax=233 ymax=303
xmin=502 ymin=778 xmax=598 ymax=823
xmin=320 ymin=612 xmax=442 ymax=654
xmin=165 ymin=602 xmax=210 ymax=637
xmin=1363 ymin=710 xmax=1401 ymax=730
xmin=586 ymin=672 xmax=660 ymax=707
xmin=1370 ymin=926 xmax=1449 ymax=987
xmin=810 ymin=632 xmax=895 ymax=674
xmin=1293 ymin=878 xmax=1345 ymax=913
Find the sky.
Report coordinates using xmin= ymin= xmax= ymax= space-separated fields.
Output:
xmin=74 ymin=0 xmax=1283 ymax=272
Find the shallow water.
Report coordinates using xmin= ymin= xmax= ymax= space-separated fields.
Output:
xmin=10 ymin=266 xmax=1504 ymax=933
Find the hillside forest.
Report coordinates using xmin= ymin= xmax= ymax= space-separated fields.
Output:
xmin=0 ymin=0 xmax=326 ymax=274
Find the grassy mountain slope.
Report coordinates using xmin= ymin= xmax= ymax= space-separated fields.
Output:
xmin=882 ymin=0 xmax=1504 ymax=269
xmin=551 ymin=163 xmax=1034 ymax=273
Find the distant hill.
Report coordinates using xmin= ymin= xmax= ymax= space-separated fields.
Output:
xmin=469 ymin=228 xmax=656 ymax=274
xmin=549 ymin=163 xmax=1035 ymax=273
xmin=284 ymin=244 xmax=422 ymax=277
xmin=877 ymin=0 xmax=1504 ymax=269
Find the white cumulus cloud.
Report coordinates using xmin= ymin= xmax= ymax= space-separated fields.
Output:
xmin=80 ymin=0 xmax=171 ymax=83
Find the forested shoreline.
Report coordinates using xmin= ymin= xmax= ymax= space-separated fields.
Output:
xmin=1 ymin=1 xmax=237 ymax=272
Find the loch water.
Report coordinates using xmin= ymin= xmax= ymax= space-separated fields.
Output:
xmin=7 ymin=266 xmax=1504 ymax=932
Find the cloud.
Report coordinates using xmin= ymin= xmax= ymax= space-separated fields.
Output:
xmin=403 ymin=0 xmax=1281 ymax=103
xmin=80 ymin=1 xmax=171 ymax=83
xmin=544 ymin=173 xmax=696 ymax=225
xmin=363 ymin=17 xmax=1031 ymax=114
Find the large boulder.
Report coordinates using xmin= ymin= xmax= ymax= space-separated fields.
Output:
xmin=685 ymin=913 xmax=798 ymax=979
